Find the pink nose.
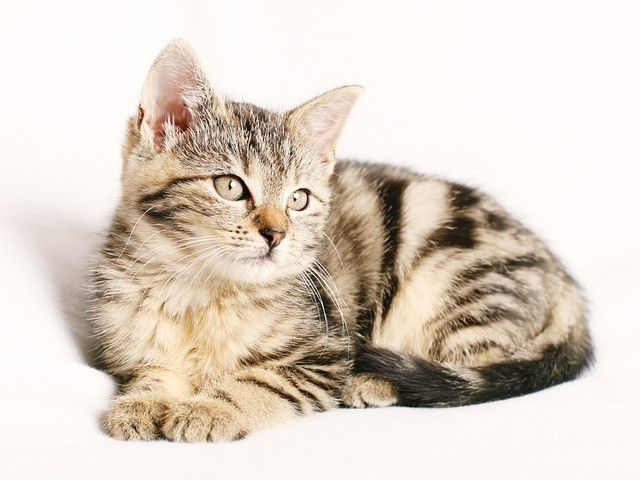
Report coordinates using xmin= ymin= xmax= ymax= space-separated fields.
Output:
xmin=259 ymin=228 xmax=286 ymax=249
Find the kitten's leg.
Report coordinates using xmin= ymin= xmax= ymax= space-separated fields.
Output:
xmin=162 ymin=366 xmax=341 ymax=442
xmin=341 ymin=373 xmax=398 ymax=408
xmin=104 ymin=367 xmax=193 ymax=441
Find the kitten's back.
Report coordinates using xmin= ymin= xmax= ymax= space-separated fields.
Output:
xmin=328 ymin=161 xmax=592 ymax=406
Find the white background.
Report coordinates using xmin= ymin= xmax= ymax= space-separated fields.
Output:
xmin=1 ymin=1 xmax=638 ymax=478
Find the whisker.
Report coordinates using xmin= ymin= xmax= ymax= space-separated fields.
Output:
xmin=290 ymin=256 xmax=331 ymax=354
xmin=153 ymin=245 xmax=230 ymax=298
xmin=115 ymin=205 xmax=155 ymax=262
xmin=129 ymin=236 xmax=221 ymax=280
xmin=321 ymin=232 xmax=344 ymax=269
xmin=297 ymin=252 xmax=352 ymax=351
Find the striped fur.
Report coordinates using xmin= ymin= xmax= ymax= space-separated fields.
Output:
xmin=91 ymin=40 xmax=592 ymax=442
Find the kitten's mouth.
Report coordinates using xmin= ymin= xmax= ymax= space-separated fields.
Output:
xmin=241 ymin=251 xmax=278 ymax=265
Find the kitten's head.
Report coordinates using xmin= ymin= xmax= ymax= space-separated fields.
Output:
xmin=119 ymin=40 xmax=361 ymax=284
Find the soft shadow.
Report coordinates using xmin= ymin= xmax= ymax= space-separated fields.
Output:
xmin=19 ymin=210 xmax=105 ymax=366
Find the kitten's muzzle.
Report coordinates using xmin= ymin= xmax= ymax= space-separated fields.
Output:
xmin=259 ymin=228 xmax=286 ymax=250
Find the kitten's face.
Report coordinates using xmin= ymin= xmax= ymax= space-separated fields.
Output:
xmin=120 ymin=41 xmax=360 ymax=285
xmin=127 ymin=103 xmax=333 ymax=284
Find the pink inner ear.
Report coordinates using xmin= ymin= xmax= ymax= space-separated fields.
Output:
xmin=150 ymin=95 xmax=191 ymax=149
xmin=148 ymin=70 xmax=194 ymax=149
xmin=140 ymin=40 xmax=213 ymax=151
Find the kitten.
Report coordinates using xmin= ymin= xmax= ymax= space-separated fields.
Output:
xmin=91 ymin=40 xmax=592 ymax=442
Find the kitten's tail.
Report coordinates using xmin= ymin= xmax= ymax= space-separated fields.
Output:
xmin=353 ymin=339 xmax=593 ymax=406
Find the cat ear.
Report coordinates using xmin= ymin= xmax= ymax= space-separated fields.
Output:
xmin=139 ymin=39 xmax=221 ymax=152
xmin=286 ymin=86 xmax=363 ymax=160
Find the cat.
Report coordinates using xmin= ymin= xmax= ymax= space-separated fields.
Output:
xmin=91 ymin=40 xmax=593 ymax=442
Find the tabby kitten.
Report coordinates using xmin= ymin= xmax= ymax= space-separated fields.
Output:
xmin=91 ymin=40 xmax=592 ymax=442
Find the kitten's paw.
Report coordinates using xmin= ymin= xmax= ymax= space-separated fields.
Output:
xmin=162 ymin=397 xmax=246 ymax=442
xmin=103 ymin=394 xmax=170 ymax=441
xmin=342 ymin=374 xmax=398 ymax=408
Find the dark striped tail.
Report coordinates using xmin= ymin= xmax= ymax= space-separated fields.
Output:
xmin=353 ymin=341 xmax=593 ymax=407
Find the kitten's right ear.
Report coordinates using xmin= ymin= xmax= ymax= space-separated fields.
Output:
xmin=286 ymin=86 xmax=363 ymax=162
xmin=138 ymin=39 xmax=223 ymax=152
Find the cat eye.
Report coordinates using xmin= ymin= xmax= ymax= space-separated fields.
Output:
xmin=287 ymin=189 xmax=309 ymax=211
xmin=213 ymin=175 xmax=248 ymax=201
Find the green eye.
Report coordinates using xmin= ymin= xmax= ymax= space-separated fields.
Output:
xmin=287 ymin=189 xmax=309 ymax=211
xmin=213 ymin=175 xmax=248 ymax=201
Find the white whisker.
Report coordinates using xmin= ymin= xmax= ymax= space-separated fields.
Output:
xmin=115 ymin=205 xmax=155 ymax=262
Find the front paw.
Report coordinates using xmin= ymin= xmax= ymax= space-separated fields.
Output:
xmin=103 ymin=394 xmax=170 ymax=441
xmin=162 ymin=397 xmax=247 ymax=442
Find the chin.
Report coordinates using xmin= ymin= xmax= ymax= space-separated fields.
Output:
xmin=207 ymin=252 xmax=292 ymax=284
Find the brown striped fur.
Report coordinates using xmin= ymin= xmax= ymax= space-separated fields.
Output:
xmin=91 ymin=40 xmax=592 ymax=442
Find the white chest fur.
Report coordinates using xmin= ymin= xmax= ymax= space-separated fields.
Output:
xmin=109 ymin=276 xmax=295 ymax=382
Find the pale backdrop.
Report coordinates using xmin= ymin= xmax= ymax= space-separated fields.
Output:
xmin=1 ymin=1 xmax=638 ymax=478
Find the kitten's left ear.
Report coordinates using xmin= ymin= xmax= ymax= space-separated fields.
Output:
xmin=286 ymin=86 xmax=363 ymax=161
xmin=139 ymin=39 xmax=223 ymax=152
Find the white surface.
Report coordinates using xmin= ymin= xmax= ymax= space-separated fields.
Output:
xmin=1 ymin=1 xmax=639 ymax=478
